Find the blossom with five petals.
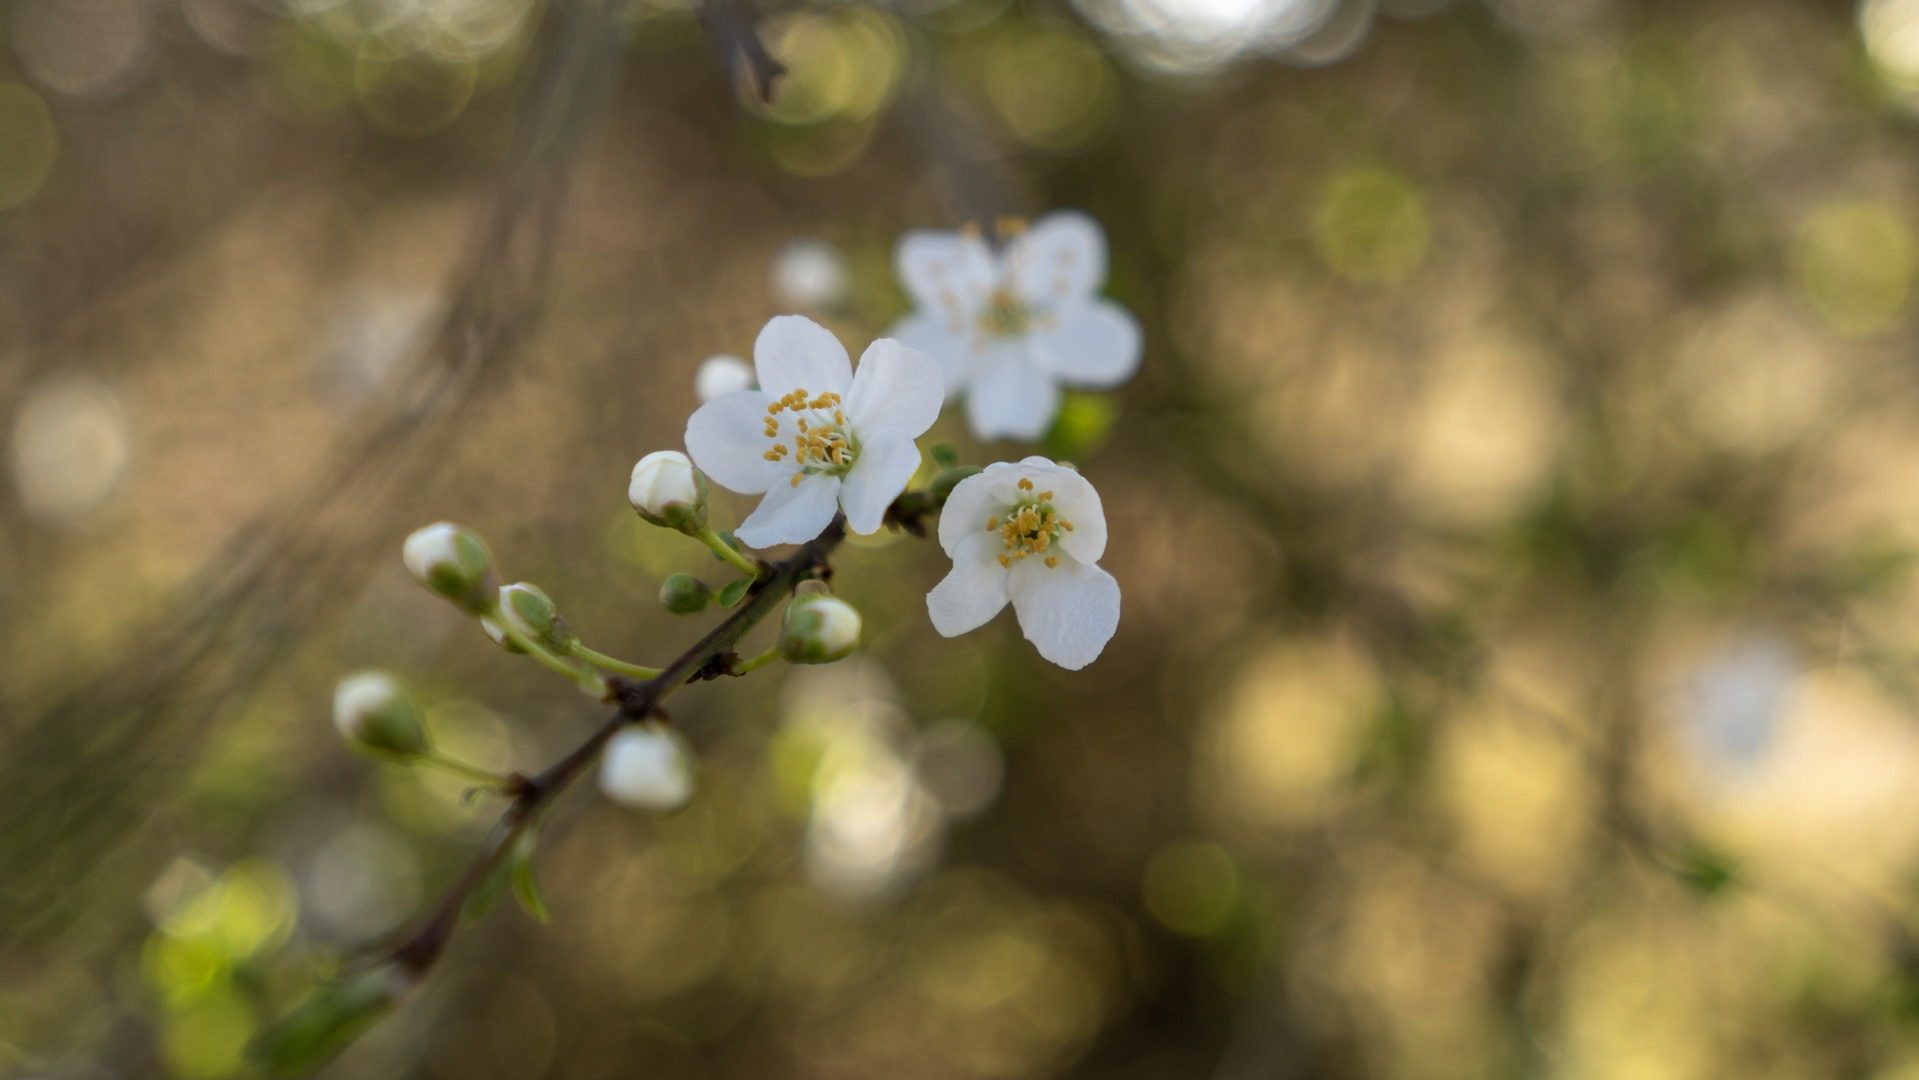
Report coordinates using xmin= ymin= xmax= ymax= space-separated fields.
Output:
xmin=926 ymin=457 xmax=1120 ymax=670
xmin=685 ymin=315 xmax=944 ymax=548
xmin=888 ymin=211 xmax=1141 ymax=443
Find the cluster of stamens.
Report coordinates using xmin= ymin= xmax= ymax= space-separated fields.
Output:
xmin=976 ymin=286 xmax=1033 ymax=340
xmin=988 ymin=477 xmax=1074 ymax=570
xmin=763 ymin=389 xmax=851 ymax=487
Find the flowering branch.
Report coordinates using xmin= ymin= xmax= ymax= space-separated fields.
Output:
xmin=384 ymin=516 xmax=846 ymax=980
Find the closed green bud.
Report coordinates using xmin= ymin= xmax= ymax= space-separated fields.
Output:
xmin=402 ymin=523 xmax=498 ymax=614
xmin=332 ymin=672 xmax=429 ymax=758
xmin=779 ymin=593 xmax=861 ymax=664
xmin=659 ymin=573 xmax=714 ymax=614
xmin=481 ymin=582 xmax=573 ymax=653
xmin=628 ymin=451 xmax=708 ymax=534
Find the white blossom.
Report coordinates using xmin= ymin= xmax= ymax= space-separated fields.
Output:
xmin=926 ymin=457 xmax=1120 ymax=670
xmin=781 ymin=593 xmax=862 ymax=663
xmin=695 ymin=354 xmax=756 ymax=402
xmin=599 ymin=723 xmax=696 ymax=811
xmin=889 ymin=212 xmax=1141 ymax=443
xmin=627 ymin=450 xmax=707 ymax=530
xmin=685 ymin=315 xmax=944 ymax=547
xmin=771 ymin=238 xmax=850 ymax=309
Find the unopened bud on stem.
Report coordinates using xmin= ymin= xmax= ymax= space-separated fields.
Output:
xmin=332 ymin=671 xmax=429 ymax=758
xmin=779 ymin=593 xmax=861 ymax=664
xmin=481 ymin=582 xmax=574 ymax=653
xmin=629 ymin=451 xmax=708 ymax=533
xmin=659 ymin=573 xmax=714 ymax=614
xmin=598 ymin=722 xmax=696 ymax=811
xmin=402 ymin=523 xmax=497 ymax=614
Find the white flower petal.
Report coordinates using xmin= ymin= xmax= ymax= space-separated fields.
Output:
xmin=838 ymin=434 xmax=920 ymax=535
xmin=685 ymin=391 xmax=791 ymax=495
xmin=754 ymin=315 xmax=853 ymax=400
xmin=964 ymin=345 xmax=1059 ymax=443
xmin=845 ymin=338 xmax=945 ymax=442
xmin=737 ymin=473 xmax=843 ymax=547
xmin=927 ymin=531 xmax=1012 ymax=637
xmin=887 ymin=311 xmax=974 ymax=397
xmin=935 ymin=465 xmax=1023 ymax=556
xmin=1008 ymin=556 xmax=1120 ymax=670
xmin=1029 ymin=300 xmax=1141 ymax=388
xmin=1006 ymin=211 xmax=1108 ymax=307
xmin=896 ymin=230 xmax=998 ymax=313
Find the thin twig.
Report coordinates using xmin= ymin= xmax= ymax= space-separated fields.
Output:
xmin=382 ymin=517 xmax=846 ymax=977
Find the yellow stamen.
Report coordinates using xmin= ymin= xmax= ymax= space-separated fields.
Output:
xmin=1018 ymin=478 xmax=1034 ymax=491
xmin=1045 ymin=557 xmax=1059 ymax=569
xmin=763 ymin=450 xmax=780 ymax=461
xmin=1061 ymin=521 xmax=1074 ymax=531
xmin=791 ymin=472 xmax=803 ymax=488
xmin=1038 ymin=491 xmax=1053 ymax=501
xmin=998 ymin=554 xmax=1011 ymax=568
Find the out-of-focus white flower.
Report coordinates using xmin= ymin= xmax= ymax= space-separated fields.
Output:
xmin=627 ymin=450 xmax=708 ymax=531
xmin=695 ymin=354 xmax=756 ymax=402
xmin=771 ymin=238 xmax=850 ymax=309
xmin=685 ymin=315 xmax=943 ymax=547
xmin=889 ymin=212 xmax=1141 ymax=442
xmin=927 ymin=457 xmax=1120 ymax=670
xmin=401 ymin=523 xmax=497 ymax=614
xmin=332 ymin=671 xmax=429 ymax=758
xmin=780 ymin=593 xmax=862 ymax=664
xmin=599 ymin=723 xmax=696 ymax=811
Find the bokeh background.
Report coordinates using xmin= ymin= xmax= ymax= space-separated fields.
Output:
xmin=10 ymin=0 xmax=1919 ymax=1075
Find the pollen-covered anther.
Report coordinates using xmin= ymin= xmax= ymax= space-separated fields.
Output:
xmin=1018 ymin=478 xmax=1034 ymax=491
xmin=991 ymin=496 xmax=1074 ymax=569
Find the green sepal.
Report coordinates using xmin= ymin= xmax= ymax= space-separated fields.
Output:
xmin=718 ymin=577 xmax=752 ymax=608
xmin=930 ymin=443 xmax=959 ymax=470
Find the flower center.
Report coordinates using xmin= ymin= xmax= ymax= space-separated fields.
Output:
xmin=986 ymin=477 xmax=1074 ymax=569
xmin=975 ymin=286 xmax=1033 ymax=341
xmin=762 ymin=389 xmax=858 ymax=487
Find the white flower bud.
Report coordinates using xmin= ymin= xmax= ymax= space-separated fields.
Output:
xmin=332 ymin=671 xmax=429 ymax=758
xmin=628 ymin=450 xmax=708 ymax=533
xmin=694 ymin=354 xmax=755 ymax=402
xmin=779 ymin=593 xmax=861 ymax=664
xmin=401 ymin=523 xmax=497 ymax=614
xmin=480 ymin=582 xmax=572 ymax=653
xmin=598 ymin=723 xmax=696 ymax=811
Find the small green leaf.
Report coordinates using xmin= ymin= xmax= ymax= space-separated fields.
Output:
xmin=462 ymin=850 xmax=516 ymax=923
xmin=512 ymin=843 xmax=552 ymax=924
xmin=1666 ymin=843 xmax=1738 ymax=897
xmin=718 ymin=577 xmax=752 ymax=608
xmin=249 ymin=967 xmax=406 ymax=1076
xmin=930 ymin=443 xmax=959 ymax=470
xmin=709 ymin=530 xmax=744 ymax=562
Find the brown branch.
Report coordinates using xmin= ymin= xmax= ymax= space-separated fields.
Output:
xmin=383 ymin=517 xmax=847 ymax=977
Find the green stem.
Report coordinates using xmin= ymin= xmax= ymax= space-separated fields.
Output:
xmin=492 ymin=609 xmax=608 ymax=697
xmin=695 ymin=523 xmax=763 ymax=579
xmin=733 ymin=645 xmax=782 ymax=674
xmin=567 ymin=643 xmax=662 ymax=680
xmin=419 ymin=750 xmax=513 ymax=789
